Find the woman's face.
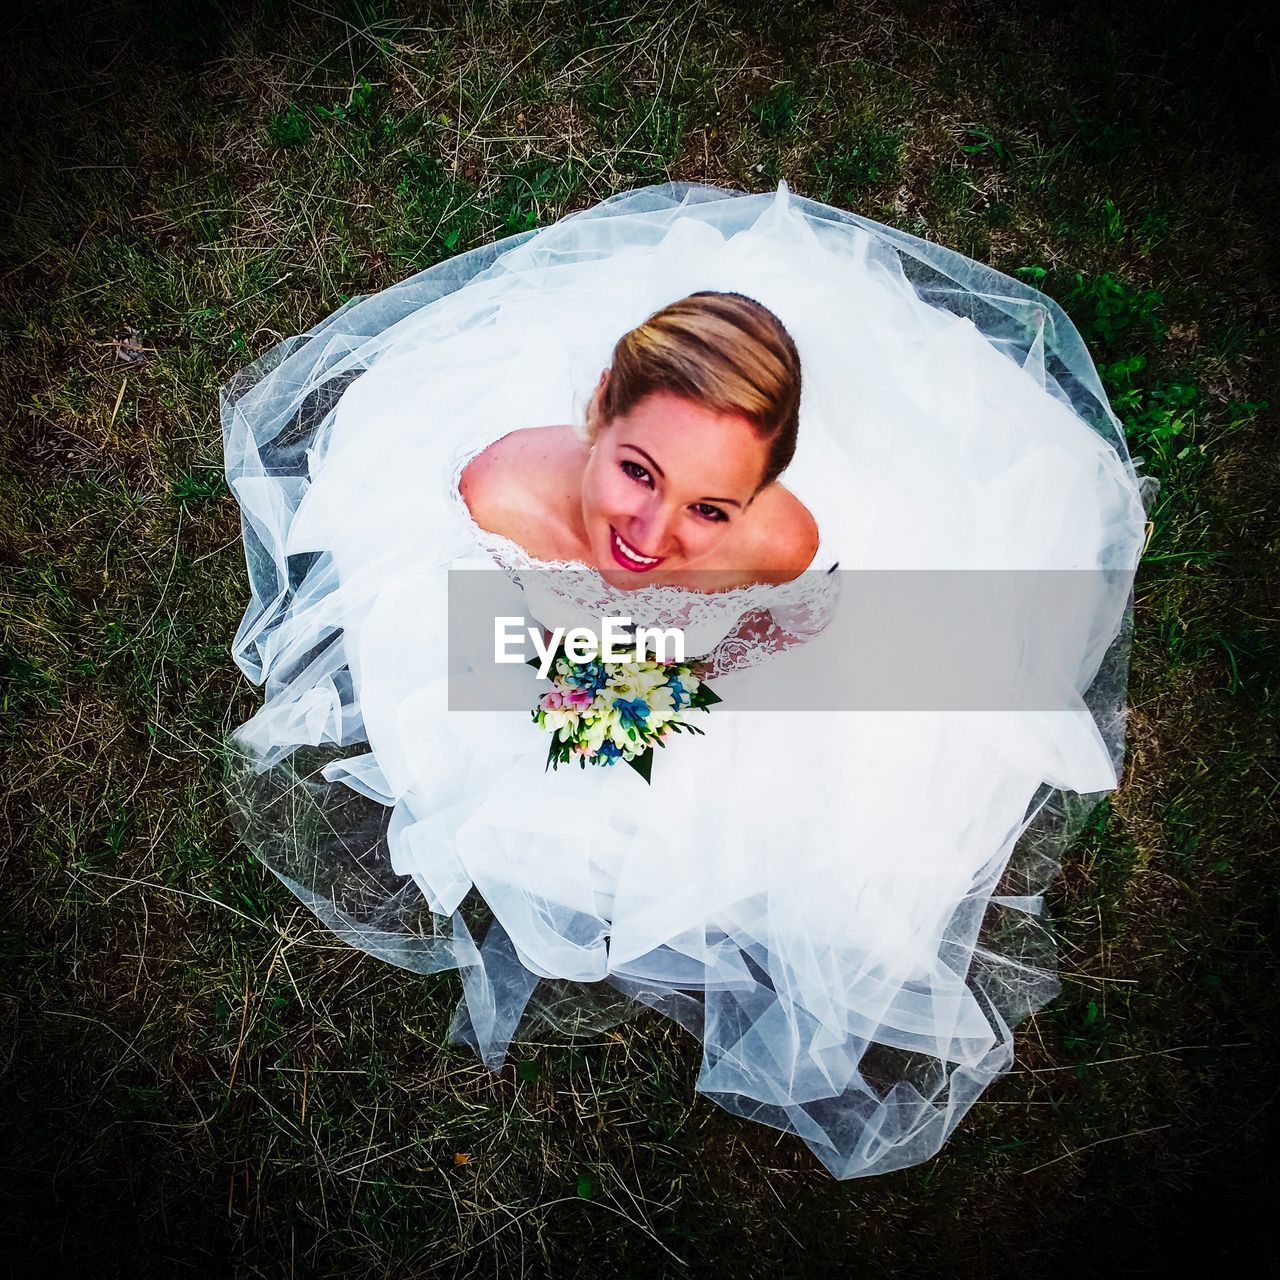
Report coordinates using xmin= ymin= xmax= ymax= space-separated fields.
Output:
xmin=579 ymin=380 xmax=771 ymax=587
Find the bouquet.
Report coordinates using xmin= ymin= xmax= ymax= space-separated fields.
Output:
xmin=529 ymin=645 xmax=721 ymax=783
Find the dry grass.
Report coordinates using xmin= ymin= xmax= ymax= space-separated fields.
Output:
xmin=3 ymin=0 xmax=1278 ymax=1275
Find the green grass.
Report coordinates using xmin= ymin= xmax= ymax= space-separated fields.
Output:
xmin=3 ymin=0 xmax=1277 ymax=1275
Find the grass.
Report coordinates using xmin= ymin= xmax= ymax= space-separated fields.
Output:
xmin=3 ymin=0 xmax=1277 ymax=1275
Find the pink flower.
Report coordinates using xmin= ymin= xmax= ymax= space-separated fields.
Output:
xmin=540 ymin=690 xmax=565 ymax=711
xmin=565 ymin=689 xmax=593 ymax=709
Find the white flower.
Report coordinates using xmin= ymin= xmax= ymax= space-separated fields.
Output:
xmin=607 ymin=661 xmax=667 ymax=699
xmin=582 ymin=706 xmax=616 ymax=751
xmin=633 ymin=663 xmax=671 ymax=692
xmin=645 ymin=684 xmax=677 ymax=727
xmin=541 ymin=706 xmax=580 ymax=739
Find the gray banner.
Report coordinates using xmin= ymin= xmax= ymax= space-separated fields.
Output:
xmin=446 ymin=567 xmax=1135 ymax=711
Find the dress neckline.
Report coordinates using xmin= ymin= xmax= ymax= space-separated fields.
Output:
xmin=447 ymin=438 xmax=834 ymax=600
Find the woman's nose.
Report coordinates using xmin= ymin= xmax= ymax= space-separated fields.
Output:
xmin=631 ymin=503 xmax=677 ymax=557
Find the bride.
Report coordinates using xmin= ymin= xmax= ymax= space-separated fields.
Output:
xmin=222 ymin=181 xmax=1148 ymax=1179
xmin=460 ymin=290 xmax=819 ymax=593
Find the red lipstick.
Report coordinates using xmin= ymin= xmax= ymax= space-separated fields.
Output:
xmin=609 ymin=526 xmax=666 ymax=573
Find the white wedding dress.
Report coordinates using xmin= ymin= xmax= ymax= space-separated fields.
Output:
xmin=222 ymin=182 xmax=1149 ymax=1178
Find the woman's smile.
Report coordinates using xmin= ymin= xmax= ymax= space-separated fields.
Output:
xmin=609 ymin=526 xmax=667 ymax=572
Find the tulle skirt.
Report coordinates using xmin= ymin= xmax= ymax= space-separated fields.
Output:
xmin=222 ymin=182 xmax=1149 ymax=1178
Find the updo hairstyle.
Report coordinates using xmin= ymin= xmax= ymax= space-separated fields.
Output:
xmin=581 ymin=291 xmax=802 ymax=492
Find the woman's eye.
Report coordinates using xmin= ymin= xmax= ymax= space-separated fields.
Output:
xmin=617 ymin=461 xmax=723 ymax=520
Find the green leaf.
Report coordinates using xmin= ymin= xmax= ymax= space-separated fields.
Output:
xmin=989 ymin=1136 xmax=1033 ymax=1151
xmin=961 ymin=127 xmax=1007 ymax=161
xmin=626 ymin=748 xmax=653 ymax=784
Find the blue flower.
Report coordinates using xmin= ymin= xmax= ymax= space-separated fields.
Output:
xmin=564 ymin=660 xmax=607 ymax=696
xmin=613 ymin=697 xmax=650 ymax=732
xmin=598 ymin=740 xmax=623 ymax=764
xmin=665 ymin=674 xmax=688 ymax=711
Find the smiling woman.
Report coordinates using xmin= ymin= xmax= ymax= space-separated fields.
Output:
xmin=458 ymin=291 xmax=821 ymax=593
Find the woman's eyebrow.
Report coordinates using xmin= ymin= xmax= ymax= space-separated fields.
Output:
xmin=620 ymin=442 xmax=743 ymax=508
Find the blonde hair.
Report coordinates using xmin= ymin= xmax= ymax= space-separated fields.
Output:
xmin=582 ymin=291 xmax=801 ymax=490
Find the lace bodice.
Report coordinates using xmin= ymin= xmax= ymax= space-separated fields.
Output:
xmin=448 ymin=445 xmax=841 ymax=675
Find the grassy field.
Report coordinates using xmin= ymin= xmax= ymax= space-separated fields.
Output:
xmin=3 ymin=0 xmax=1277 ymax=1275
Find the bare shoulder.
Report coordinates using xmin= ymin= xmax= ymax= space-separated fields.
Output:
xmin=735 ymin=483 xmax=821 ymax=585
xmin=457 ymin=425 xmax=586 ymax=546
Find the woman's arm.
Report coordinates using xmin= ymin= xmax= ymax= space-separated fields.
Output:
xmin=698 ymin=584 xmax=839 ymax=679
